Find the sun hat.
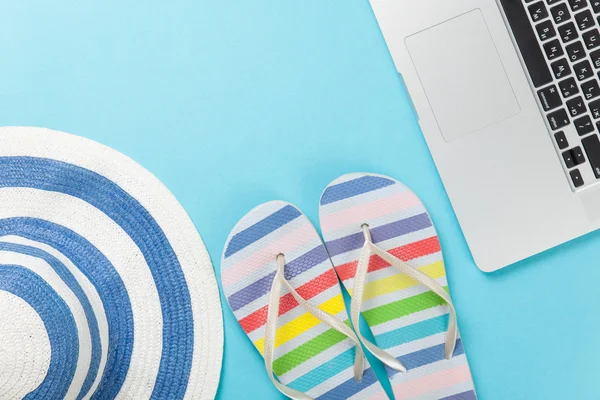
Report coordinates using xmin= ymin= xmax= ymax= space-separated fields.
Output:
xmin=0 ymin=127 xmax=223 ymax=399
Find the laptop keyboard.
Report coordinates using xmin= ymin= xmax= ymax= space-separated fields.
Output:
xmin=500 ymin=0 xmax=600 ymax=190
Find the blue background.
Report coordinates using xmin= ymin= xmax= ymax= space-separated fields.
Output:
xmin=1 ymin=1 xmax=599 ymax=399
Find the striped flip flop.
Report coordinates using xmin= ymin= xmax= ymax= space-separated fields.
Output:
xmin=319 ymin=173 xmax=477 ymax=400
xmin=221 ymin=201 xmax=387 ymax=400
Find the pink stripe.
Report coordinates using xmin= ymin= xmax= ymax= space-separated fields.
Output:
xmin=368 ymin=364 xmax=472 ymax=400
xmin=221 ymin=222 xmax=315 ymax=287
xmin=321 ymin=191 xmax=421 ymax=233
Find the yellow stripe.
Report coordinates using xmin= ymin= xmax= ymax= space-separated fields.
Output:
xmin=348 ymin=261 xmax=445 ymax=301
xmin=254 ymin=294 xmax=346 ymax=354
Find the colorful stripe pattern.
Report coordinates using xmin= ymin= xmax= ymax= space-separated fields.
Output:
xmin=320 ymin=173 xmax=476 ymax=400
xmin=221 ymin=201 xmax=384 ymax=399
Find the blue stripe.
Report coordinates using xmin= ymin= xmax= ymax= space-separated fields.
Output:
xmin=375 ymin=314 xmax=449 ymax=350
xmin=0 ymin=241 xmax=101 ymax=400
xmin=317 ymin=367 xmax=379 ymax=400
xmin=0 ymin=265 xmax=78 ymax=400
xmin=389 ymin=339 xmax=464 ymax=377
xmin=320 ymin=175 xmax=395 ymax=205
xmin=227 ymin=244 xmax=328 ymax=311
xmin=0 ymin=156 xmax=194 ymax=400
xmin=320 ymin=340 xmax=465 ymax=399
xmin=225 ymin=205 xmax=301 ymax=258
xmin=0 ymin=218 xmax=132 ymax=400
xmin=325 ymin=213 xmax=432 ymax=257
xmin=442 ymin=390 xmax=477 ymax=400
xmin=289 ymin=347 xmax=356 ymax=393
xmin=293 ymin=316 xmax=447 ymax=393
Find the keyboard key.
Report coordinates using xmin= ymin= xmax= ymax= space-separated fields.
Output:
xmin=536 ymin=19 xmax=557 ymax=41
xmin=573 ymin=146 xmax=587 ymax=164
xmin=570 ymin=169 xmax=585 ymax=187
xmin=589 ymin=98 xmax=600 ymax=118
xmin=593 ymin=0 xmax=600 ymax=12
xmin=558 ymin=22 xmax=578 ymax=43
xmin=574 ymin=60 xmax=593 ymax=80
xmin=575 ymin=9 xmax=594 ymax=30
xmin=569 ymin=0 xmax=588 ymax=11
xmin=554 ymin=60 xmax=574 ymax=81
xmin=563 ymin=149 xmax=577 ymax=167
xmin=537 ymin=85 xmax=563 ymax=110
xmin=555 ymin=131 xmax=570 ymax=149
xmin=581 ymin=79 xmax=600 ymax=99
xmin=575 ymin=115 xmax=595 ymax=135
xmin=551 ymin=3 xmax=571 ymax=24
xmin=582 ymin=134 xmax=600 ymax=177
xmin=591 ymin=49 xmax=600 ymax=69
xmin=498 ymin=0 xmax=554 ymax=87
xmin=583 ymin=29 xmax=600 ymax=49
xmin=544 ymin=39 xmax=564 ymax=60
xmin=559 ymin=77 xmax=580 ymax=97
xmin=566 ymin=41 xmax=586 ymax=61
xmin=548 ymin=108 xmax=571 ymax=129
xmin=552 ymin=58 xmax=572 ymax=78
xmin=567 ymin=96 xmax=586 ymax=116
xmin=529 ymin=1 xmax=549 ymax=21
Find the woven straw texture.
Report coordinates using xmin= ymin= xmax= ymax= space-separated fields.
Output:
xmin=320 ymin=173 xmax=476 ymax=400
xmin=221 ymin=201 xmax=384 ymax=399
xmin=0 ymin=127 xmax=223 ymax=400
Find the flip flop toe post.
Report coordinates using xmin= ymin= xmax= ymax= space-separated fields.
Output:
xmin=319 ymin=174 xmax=477 ymax=400
xmin=221 ymin=201 xmax=385 ymax=399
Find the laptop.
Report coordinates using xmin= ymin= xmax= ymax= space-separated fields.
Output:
xmin=370 ymin=0 xmax=600 ymax=272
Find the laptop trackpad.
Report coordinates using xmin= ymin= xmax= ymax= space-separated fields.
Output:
xmin=405 ymin=10 xmax=520 ymax=142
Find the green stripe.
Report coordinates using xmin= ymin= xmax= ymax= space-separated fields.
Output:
xmin=273 ymin=320 xmax=350 ymax=376
xmin=271 ymin=288 xmax=450 ymax=376
xmin=362 ymin=286 xmax=449 ymax=327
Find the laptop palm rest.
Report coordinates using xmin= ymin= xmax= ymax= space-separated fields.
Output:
xmin=405 ymin=9 xmax=521 ymax=142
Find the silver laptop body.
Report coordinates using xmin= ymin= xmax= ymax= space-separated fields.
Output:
xmin=370 ymin=0 xmax=600 ymax=272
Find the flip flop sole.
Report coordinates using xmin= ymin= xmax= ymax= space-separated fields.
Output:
xmin=320 ymin=174 xmax=476 ymax=400
xmin=221 ymin=201 xmax=384 ymax=399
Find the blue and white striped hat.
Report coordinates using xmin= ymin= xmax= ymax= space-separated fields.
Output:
xmin=0 ymin=127 xmax=223 ymax=399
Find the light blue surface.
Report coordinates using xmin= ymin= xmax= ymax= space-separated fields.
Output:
xmin=1 ymin=1 xmax=599 ymax=399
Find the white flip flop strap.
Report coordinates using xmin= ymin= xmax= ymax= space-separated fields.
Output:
xmin=351 ymin=239 xmax=408 ymax=373
xmin=264 ymin=266 xmax=312 ymax=400
xmin=351 ymin=226 xmax=458 ymax=373
xmin=263 ymin=255 xmax=366 ymax=400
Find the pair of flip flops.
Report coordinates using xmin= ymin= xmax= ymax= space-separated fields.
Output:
xmin=221 ymin=173 xmax=476 ymax=400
